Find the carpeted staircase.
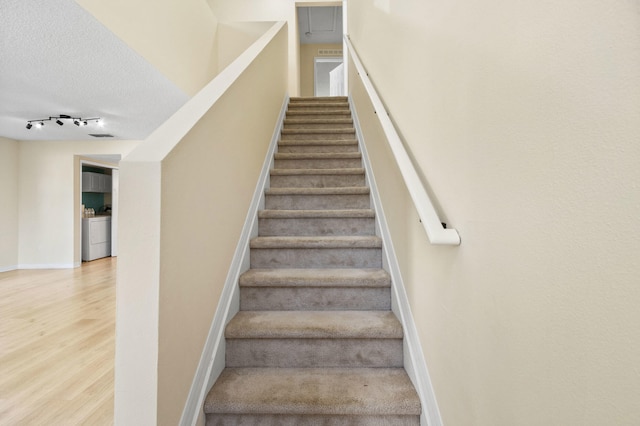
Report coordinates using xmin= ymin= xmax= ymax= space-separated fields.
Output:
xmin=204 ymin=97 xmax=421 ymax=425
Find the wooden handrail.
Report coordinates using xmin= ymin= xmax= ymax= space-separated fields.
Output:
xmin=344 ymin=35 xmax=460 ymax=245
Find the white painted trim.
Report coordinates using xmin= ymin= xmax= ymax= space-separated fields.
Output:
xmin=78 ymin=157 xmax=119 ymax=270
xmin=344 ymin=35 xmax=460 ymax=246
xmin=179 ymin=95 xmax=289 ymax=426
xmin=16 ymin=263 xmax=78 ymax=269
xmin=78 ymin=158 xmax=119 ymax=169
xmin=350 ymin=98 xmax=443 ymax=426
xmin=110 ymin=169 xmax=119 ymax=257
xmin=0 ymin=265 xmax=18 ymax=272
xmin=342 ymin=0 xmax=349 ymax=94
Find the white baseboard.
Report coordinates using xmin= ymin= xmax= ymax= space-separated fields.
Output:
xmin=16 ymin=263 xmax=78 ymax=270
xmin=180 ymin=95 xmax=288 ymax=426
xmin=350 ymin=98 xmax=443 ymax=426
xmin=0 ymin=264 xmax=18 ymax=273
xmin=2 ymin=261 xmax=81 ymax=272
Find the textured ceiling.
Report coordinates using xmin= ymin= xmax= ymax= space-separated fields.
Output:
xmin=0 ymin=0 xmax=188 ymax=141
xmin=298 ymin=7 xmax=343 ymax=45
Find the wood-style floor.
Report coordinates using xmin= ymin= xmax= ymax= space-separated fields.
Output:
xmin=0 ymin=257 xmax=116 ymax=425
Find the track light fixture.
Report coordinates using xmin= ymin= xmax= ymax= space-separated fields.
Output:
xmin=25 ymin=115 xmax=103 ymax=130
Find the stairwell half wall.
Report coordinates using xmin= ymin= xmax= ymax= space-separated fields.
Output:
xmin=115 ymin=22 xmax=288 ymax=425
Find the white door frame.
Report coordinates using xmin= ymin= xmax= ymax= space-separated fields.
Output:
xmin=342 ymin=0 xmax=348 ymax=93
xmin=76 ymin=157 xmax=120 ymax=266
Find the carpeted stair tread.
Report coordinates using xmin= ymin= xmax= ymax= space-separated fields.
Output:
xmin=258 ymin=209 xmax=374 ymax=219
xmin=286 ymin=108 xmax=351 ymax=115
xmin=239 ymin=268 xmax=390 ymax=288
xmin=290 ymin=96 xmax=348 ymax=102
xmin=225 ymin=310 xmax=402 ymax=339
xmin=265 ymin=186 xmax=369 ymax=195
xmin=204 ymin=368 xmax=421 ymax=416
xmin=264 ymin=189 xmax=371 ymax=210
xmin=271 ymin=168 xmax=365 ymax=176
xmin=273 ymin=152 xmax=363 ymax=170
xmin=207 ymin=414 xmax=418 ymax=425
xmin=258 ymin=209 xmax=375 ymax=236
xmin=284 ymin=118 xmax=353 ymax=125
xmin=274 ymin=152 xmax=361 ymax=160
xmin=288 ymin=102 xmax=349 ymax=108
xmin=277 ymin=142 xmax=360 ymax=154
xmin=286 ymin=110 xmax=351 ymax=116
xmin=284 ymin=123 xmax=355 ymax=131
xmin=270 ymin=173 xmax=366 ymax=188
xmin=277 ymin=139 xmax=358 ymax=147
xmin=287 ymin=106 xmax=350 ymax=111
xmin=250 ymin=236 xmax=381 ymax=249
xmin=239 ymin=269 xmax=392 ymax=311
xmin=282 ymin=128 xmax=356 ymax=135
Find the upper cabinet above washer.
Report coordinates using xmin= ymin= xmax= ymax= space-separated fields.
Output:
xmin=82 ymin=172 xmax=112 ymax=193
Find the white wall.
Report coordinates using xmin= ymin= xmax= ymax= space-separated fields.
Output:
xmin=76 ymin=0 xmax=218 ymax=96
xmin=207 ymin=0 xmax=342 ymax=96
xmin=0 ymin=137 xmax=19 ymax=271
xmin=17 ymin=140 xmax=139 ymax=268
xmin=348 ymin=0 xmax=640 ymax=425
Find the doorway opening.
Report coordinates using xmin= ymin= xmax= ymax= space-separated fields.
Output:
xmin=74 ymin=155 xmax=120 ymax=267
xmin=296 ymin=3 xmax=346 ymax=97
xmin=314 ymin=57 xmax=344 ymax=96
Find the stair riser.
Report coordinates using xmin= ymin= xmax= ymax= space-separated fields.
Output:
xmin=270 ymin=174 xmax=365 ymax=188
xmin=289 ymin=101 xmax=349 ymax=105
xmin=274 ymin=158 xmax=362 ymax=169
xmin=265 ymin=194 xmax=370 ymax=210
xmin=286 ymin=112 xmax=352 ymax=120
xmin=277 ymin=144 xmax=359 ymax=153
xmin=226 ymin=338 xmax=402 ymax=368
xmin=281 ymin=132 xmax=356 ymax=141
xmin=283 ymin=122 xmax=353 ymax=130
xmin=240 ymin=287 xmax=390 ymax=311
xmin=288 ymin=105 xmax=349 ymax=111
xmin=239 ymin=269 xmax=392 ymax=288
xmin=259 ymin=217 xmax=375 ymax=236
xmin=290 ymin=97 xmax=348 ymax=102
xmin=207 ymin=414 xmax=420 ymax=426
xmin=250 ymin=248 xmax=382 ymax=268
